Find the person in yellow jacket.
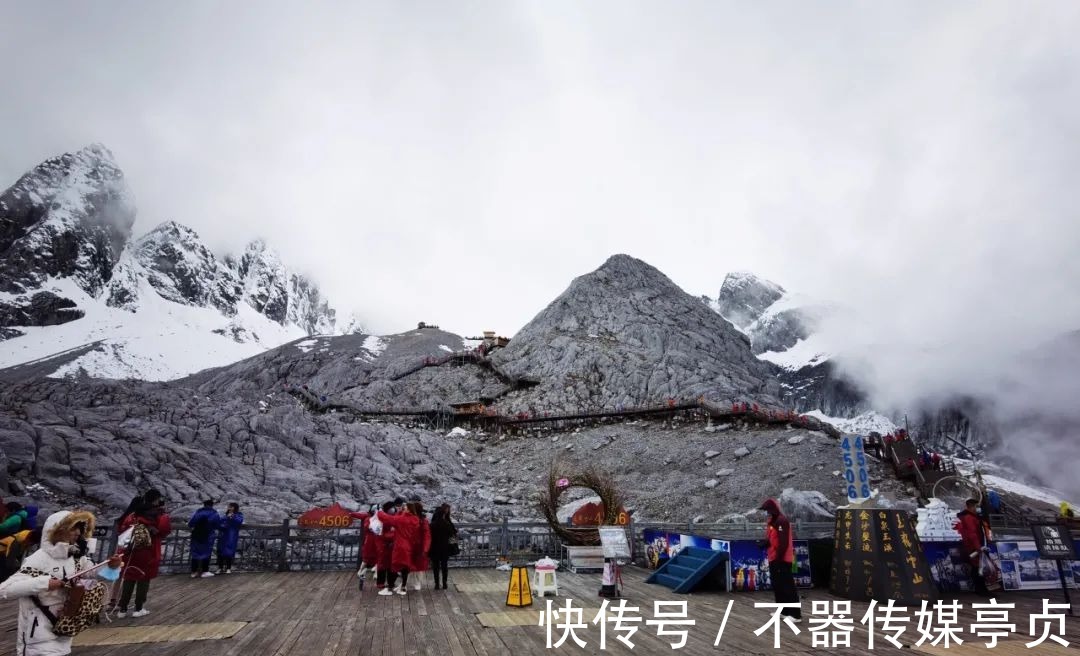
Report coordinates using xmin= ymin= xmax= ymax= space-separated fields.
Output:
xmin=1062 ymin=502 xmax=1075 ymax=519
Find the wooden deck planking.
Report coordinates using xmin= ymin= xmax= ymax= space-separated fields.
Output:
xmin=0 ymin=567 xmax=1076 ymax=655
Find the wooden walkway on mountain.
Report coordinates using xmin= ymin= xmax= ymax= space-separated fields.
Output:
xmin=388 ymin=350 xmax=524 ymax=384
xmin=287 ymin=383 xmax=844 ymax=439
xmin=1 ymin=567 xmax=1075 ymax=656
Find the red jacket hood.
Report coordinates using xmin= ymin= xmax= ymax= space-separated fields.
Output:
xmin=760 ymin=498 xmax=781 ymax=516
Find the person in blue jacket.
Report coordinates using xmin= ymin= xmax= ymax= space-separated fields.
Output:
xmin=188 ymin=499 xmax=220 ymax=578
xmin=216 ymin=503 xmax=244 ymax=574
xmin=22 ymin=506 xmax=37 ymax=532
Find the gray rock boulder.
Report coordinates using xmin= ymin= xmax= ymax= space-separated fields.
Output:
xmin=777 ymin=488 xmax=837 ymax=522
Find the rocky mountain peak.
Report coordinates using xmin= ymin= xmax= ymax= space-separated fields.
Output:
xmin=0 ymin=145 xmax=346 ymax=378
xmin=284 ymin=274 xmax=336 ymax=335
xmin=142 ymin=219 xmax=194 ymax=240
xmin=226 ymin=239 xmax=335 ymax=334
xmin=595 ymin=252 xmax=660 ymax=276
xmin=340 ymin=312 xmax=367 ymax=335
xmin=230 ymin=239 xmax=289 ymax=322
xmin=572 ymin=253 xmax=693 ymax=301
xmin=715 ymin=271 xmax=786 ymax=330
xmin=490 ymin=255 xmax=778 ymax=410
xmin=0 ymin=143 xmax=135 ymax=295
xmin=130 ymin=221 xmax=242 ymax=316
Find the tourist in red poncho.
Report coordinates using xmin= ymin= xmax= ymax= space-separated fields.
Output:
xmin=351 ymin=505 xmax=381 ymax=584
xmin=408 ymin=502 xmax=432 ymax=591
xmin=759 ymin=498 xmax=802 ymax=621
xmin=954 ymin=498 xmax=991 ymax=595
xmin=373 ymin=501 xmax=399 ymax=593
xmin=377 ymin=501 xmax=420 ymax=595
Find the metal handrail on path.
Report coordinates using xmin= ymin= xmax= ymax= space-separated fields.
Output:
xmin=87 ymin=517 xmax=852 ymax=575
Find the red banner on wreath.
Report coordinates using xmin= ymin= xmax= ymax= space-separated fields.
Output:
xmin=570 ymin=502 xmax=629 ymax=526
xmin=298 ymin=502 xmax=355 ymax=528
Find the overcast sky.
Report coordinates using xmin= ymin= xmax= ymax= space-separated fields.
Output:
xmin=4 ymin=2 xmax=1080 ymax=407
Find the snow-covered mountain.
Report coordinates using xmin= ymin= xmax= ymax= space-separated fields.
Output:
xmin=106 ymin=221 xmax=245 ymax=316
xmin=226 ymin=239 xmax=336 ymax=335
xmin=712 ymin=272 xmax=832 ymax=368
xmin=0 ymin=145 xmax=347 ymax=381
xmin=712 ymin=271 xmax=784 ymax=331
xmin=708 ymin=272 xmax=867 ymax=418
xmin=0 ymin=143 xmax=135 ymax=298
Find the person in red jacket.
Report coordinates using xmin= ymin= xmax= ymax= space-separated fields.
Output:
xmin=115 ymin=489 xmax=172 ymax=618
xmin=351 ymin=506 xmax=381 ymax=585
xmin=377 ymin=502 xmax=420 ymax=596
xmin=408 ymin=502 xmax=432 ymax=591
xmin=374 ymin=501 xmax=398 ymax=592
xmin=760 ymin=498 xmax=801 ymax=621
xmin=954 ymin=498 xmax=991 ymax=595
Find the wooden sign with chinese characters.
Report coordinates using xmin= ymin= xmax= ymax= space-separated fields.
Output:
xmin=829 ymin=508 xmax=935 ymax=605
xmin=297 ymin=502 xmax=355 ymax=528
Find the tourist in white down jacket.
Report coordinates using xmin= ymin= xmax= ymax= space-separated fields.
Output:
xmin=0 ymin=510 xmax=120 ymax=656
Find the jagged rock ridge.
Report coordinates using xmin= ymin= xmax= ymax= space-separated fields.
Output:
xmin=0 ymin=145 xmax=345 ymax=378
xmin=0 ymin=144 xmax=135 ymax=297
xmin=228 ymin=240 xmax=336 ymax=335
xmin=108 ymin=221 xmax=243 ymax=315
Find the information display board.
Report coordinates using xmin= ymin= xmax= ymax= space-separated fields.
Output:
xmin=598 ymin=526 xmax=631 ymax=559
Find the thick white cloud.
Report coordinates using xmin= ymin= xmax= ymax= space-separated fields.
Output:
xmin=3 ymin=3 xmax=1079 ymax=386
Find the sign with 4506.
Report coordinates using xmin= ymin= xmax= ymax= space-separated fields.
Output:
xmin=840 ymin=435 xmax=871 ymax=502
xmin=298 ymin=502 xmax=356 ymax=528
